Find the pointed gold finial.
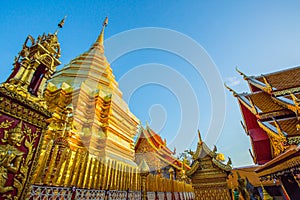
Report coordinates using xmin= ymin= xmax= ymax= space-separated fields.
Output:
xmin=272 ymin=117 xmax=285 ymax=137
xmin=95 ymin=16 xmax=108 ymax=45
xmin=262 ymin=75 xmax=273 ymax=93
xmin=224 ymin=83 xmax=238 ymax=97
xmin=55 ymin=16 xmax=67 ymax=35
xmin=103 ymin=16 xmax=108 ymax=27
xmin=290 ymin=92 xmax=300 ymax=107
xmin=248 ymin=96 xmax=258 ymax=114
xmin=197 ymin=129 xmax=202 ymax=143
xmin=213 ymin=145 xmax=217 ymax=154
xmin=226 ymin=157 xmax=232 ymax=166
xmin=139 ymin=159 xmax=150 ymax=174
xmin=58 ymin=16 xmax=67 ymax=28
xmin=290 ymin=92 xmax=300 ymax=120
xmin=261 ymin=184 xmax=273 ymax=200
xmin=235 ymin=67 xmax=248 ymax=80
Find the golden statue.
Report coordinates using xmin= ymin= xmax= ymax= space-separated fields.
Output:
xmin=0 ymin=121 xmax=24 ymax=194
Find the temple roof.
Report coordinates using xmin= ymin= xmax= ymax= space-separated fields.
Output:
xmin=186 ymin=131 xmax=232 ymax=176
xmin=228 ymin=66 xmax=300 ymax=164
xmin=258 ymin=117 xmax=300 ymax=142
xmin=135 ymin=125 xmax=190 ymax=170
xmin=255 ymin=145 xmax=300 ymax=178
xmin=135 ymin=125 xmax=173 ymax=154
xmin=236 ymin=91 xmax=289 ymax=118
xmin=247 ymin=67 xmax=300 ymax=91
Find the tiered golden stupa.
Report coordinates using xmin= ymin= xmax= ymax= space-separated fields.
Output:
xmin=50 ymin=17 xmax=139 ymax=163
xmin=31 ymin=17 xmax=140 ymax=189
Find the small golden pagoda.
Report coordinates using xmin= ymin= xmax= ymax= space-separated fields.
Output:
xmin=0 ymin=20 xmax=63 ymax=199
xmin=135 ymin=124 xmax=190 ymax=178
xmin=186 ymin=131 xmax=232 ymax=200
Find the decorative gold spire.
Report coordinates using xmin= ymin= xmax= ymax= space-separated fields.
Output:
xmin=236 ymin=67 xmax=248 ymax=80
xmin=248 ymin=96 xmax=258 ymax=114
xmin=55 ymin=16 xmax=67 ymax=35
xmin=226 ymin=157 xmax=232 ymax=166
xmin=197 ymin=129 xmax=202 ymax=143
xmin=58 ymin=16 xmax=67 ymax=28
xmin=139 ymin=159 xmax=150 ymax=174
xmin=262 ymin=75 xmax=273 ymax=93
xmin=261 ymin=184 xmax=273 ymax=200
xmin=290 ymin=92 xmax=300 ymax=119
xmin=224 ymin=83 xmax=238 ymax=97
xmin=95 ymin=16 xmax=108 ymax=46
xmin=272 ymin=118 xmax=284 ymax=136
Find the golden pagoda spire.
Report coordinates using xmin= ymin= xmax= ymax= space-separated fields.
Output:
xmin=236 ymin=67 xmax=249 ymax=80
xmin=261 ymin=184 xmax=273 ymax=200
xmin=197 ymin=129 xmax=202 ymax=143
xmin=224 ymin=83 xmax=238 ymax=97
xmin=95 ymin=16 xmax=108 ymax=46
xmin=54 ymin=16 xmax=67 ymax=35
xmin=262 ymin=75 xmax=273 ymax=93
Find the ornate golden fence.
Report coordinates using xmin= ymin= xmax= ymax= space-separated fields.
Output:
xmin=28 ymin=185 xmax=194 ymax=200
xmin=28 ymin=164 xmax=194 ymax=199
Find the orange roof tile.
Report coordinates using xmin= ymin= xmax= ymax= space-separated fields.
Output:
xmin=269 ymin=117 xmax=300 ymax=137
xmin=248 ymin=92 xmax=284 ymax=113
xmin=135 ymin=127 xmax=190 ymax=170
xmin=143 ymin=128 xmax=173 ymax=154
xmin=254 ymin=66 xmax=300 ymax=91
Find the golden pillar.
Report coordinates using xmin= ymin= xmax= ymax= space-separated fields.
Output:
xmin=105 ymin=159 xmax=113 ymax=190
xmin=32 ymin=139 xmax=53 ymax=184
xmin=139 ymin=159 xmax=150 ymax=200
xmin=54 ymin=147 xmax=68 ymax=185
xmin=101 ymin=158 xmax=108 ymax=189
xmin=44 ymin=144 xmax=59 ymax=184
xmin=92 ymin=158 xmax=100 ymax=189
xmin=88 ymin=157 xmax=96 ymax=189
xmin=83 ymin=156 xmax=92 ymax=188
xmin=71 ymin=151 xmax=84 ymax=186
xmin=97 ymin=158 xmax=104 ymax=189
xmin=64 ymin=150 xmax=77 ymax=186
xmin=169 ymin=167 xmax=175 ymax=200
xmin=77 ymin=153 xmax=88 ymax=188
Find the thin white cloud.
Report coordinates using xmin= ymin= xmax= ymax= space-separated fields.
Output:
xmin=225 ymin=76 xmax=241 ymax=87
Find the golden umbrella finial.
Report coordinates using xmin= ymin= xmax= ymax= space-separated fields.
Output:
xmin=103 ymin=16 xmax=108 ymax=27
xmin=55 ymin=16 xmax=67 ymax=35
xmin=94 ymin=16 xmax=109 ymax=46
xmin=197 ymin=129 xmax=202 ymax=143
xmin=58 ymin=16 xmax=67 ymax=28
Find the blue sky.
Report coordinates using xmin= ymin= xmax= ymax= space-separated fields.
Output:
xmin=1 ymin=1 xmax=300 ymax=167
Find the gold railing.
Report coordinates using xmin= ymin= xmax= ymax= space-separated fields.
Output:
xmin=146 ymin=174 xmax=194 ymax=193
